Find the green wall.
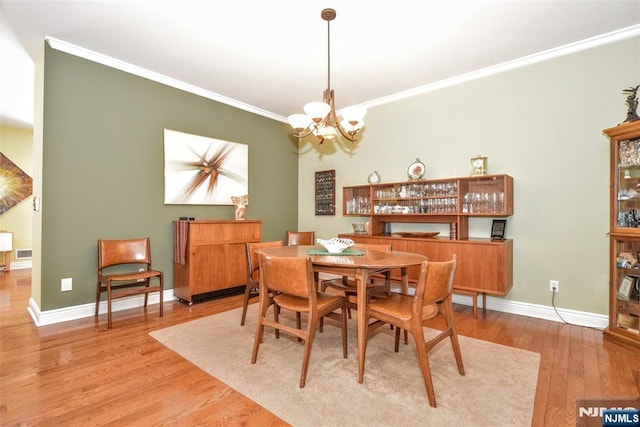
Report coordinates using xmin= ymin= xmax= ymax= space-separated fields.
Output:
xmin=40 ymin=45 xmax=298 ymax=310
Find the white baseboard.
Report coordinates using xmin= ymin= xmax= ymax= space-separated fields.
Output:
xmin=2 ymin=260 xmax=33 ymax=271
xmin=451 ymin=293 xmax=608 ymax=329
xmin=26 ymin=285 xmax=608 ymax=329
xmin=28 ymin=290 xmax=176 ymax=327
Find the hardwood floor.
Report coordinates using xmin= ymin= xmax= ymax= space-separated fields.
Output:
xmin=1 ymin=269 xmax=638 ymax=426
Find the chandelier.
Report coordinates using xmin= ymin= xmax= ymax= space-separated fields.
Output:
xmin=287 ymin=8 xmax=366 ymax=144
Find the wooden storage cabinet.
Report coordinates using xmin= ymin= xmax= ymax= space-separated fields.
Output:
xmin=340 ymin=233 xmax=513 ymax=295
xmin=604 ymin=120 xmax=640 ymax=350
xmin=340 ymin=173 xmax=514 ymax=317
xmin=173 ymin=220 xmax=261 ymax=304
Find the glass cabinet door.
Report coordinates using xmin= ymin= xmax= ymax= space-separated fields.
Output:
xmin=611 ymin=237 xmax=640 ymax=335
xmin=343 ymin=185 xmax=371 ymax=216
xmin=615 ymin=137 xmax=640 ymax=232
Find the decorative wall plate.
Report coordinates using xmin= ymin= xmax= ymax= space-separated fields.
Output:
xmin=368 ymin=171 xmax=381 ymax=185
xmin=407 ymin=158 xmax=425 ymax=180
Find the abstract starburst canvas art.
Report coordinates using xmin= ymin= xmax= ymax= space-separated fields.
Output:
xmin=0 ymin=153 xmax=33 ymax=215
xmin=164 ymin=129 xmax=248 ymax=205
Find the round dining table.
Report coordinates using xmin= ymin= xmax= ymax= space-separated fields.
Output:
xmin=258 ymin=245 xmax=427 ymax=383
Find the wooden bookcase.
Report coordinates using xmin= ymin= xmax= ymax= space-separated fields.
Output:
xmin=343 ymin=174 xmax=513 ymax=239
xmin=173 ymin=220 xmax=262 ymax=304
xmin=604 ymin=120 xmax=640 ymax=350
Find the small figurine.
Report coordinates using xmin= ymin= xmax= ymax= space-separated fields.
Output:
xmin=231 ymin=194 xmax=248 ymax=220
xmin=623 ymin=85 xmax=639 ymax=122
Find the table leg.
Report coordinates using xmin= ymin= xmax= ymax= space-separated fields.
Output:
xmin=400 ymin=267 xmax=408 ymax=294
xmin=356 ymin=268 xmax=368 ymax=384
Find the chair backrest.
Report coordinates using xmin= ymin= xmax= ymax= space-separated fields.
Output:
xmin=246 ymin=240 xmax=284 ymax=282
xmin=258 ymin=253 xmax=316 ymax=300
xmin=352 ymin=243 xmax=392 ymax=252
xmin=98 ymin=238 xmax=152 ymax=271
xmin=286 ymin=231 xmax=315 ymax=246
xmin=421 ymin=255 xmax=457 ymax=306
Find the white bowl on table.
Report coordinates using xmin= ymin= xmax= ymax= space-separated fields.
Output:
xmin=316 ymin=238 xmax=354 ymax=254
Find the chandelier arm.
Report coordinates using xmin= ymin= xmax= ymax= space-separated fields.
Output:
xmin=324 ymin=108 xmax=356 ymax=142
xmin=334 ymin=121 xmax=358 ymax=142
xmin=294 ymin=126 xmax=317 ymax=139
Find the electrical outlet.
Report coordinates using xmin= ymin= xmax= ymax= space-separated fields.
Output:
xmin=550 ymin=280 xmax=559 ymax=293
xmin=61 ymin=277 xmax=72 ymax=292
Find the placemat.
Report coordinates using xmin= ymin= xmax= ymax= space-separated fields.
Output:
xmin=308 ymin=248 xmax=365 ymax=256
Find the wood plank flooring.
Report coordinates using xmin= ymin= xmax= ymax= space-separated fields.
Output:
xmin=1 ymin=269 xmax=638 ymax=426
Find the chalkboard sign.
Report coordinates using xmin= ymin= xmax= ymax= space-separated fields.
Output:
xmin=315 ymin=170 xmax=335 ymax=215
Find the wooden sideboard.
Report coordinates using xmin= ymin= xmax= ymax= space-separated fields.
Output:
xmin=173 ymin=220 xmax=262 ymax=304
xmin=339 ymin=233 xmax=513 ymax=317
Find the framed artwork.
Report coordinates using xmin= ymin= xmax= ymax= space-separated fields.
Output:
xmin=164 ymin=129 xmax=248 ymax=205
xmin=0 ymin=153 xmax=33 ymax=215
xmin=315 ymin=170 xmax=335 ymax=215
xmin=617 ymin=275 xmax=635 ymax=301
xmin=490 ymin=219 xmax=507 ymax=240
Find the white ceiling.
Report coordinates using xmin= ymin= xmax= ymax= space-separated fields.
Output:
xmin=1 ymin=0 xmax=640 ymax=129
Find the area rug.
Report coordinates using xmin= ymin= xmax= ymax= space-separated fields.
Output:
xmin=150 ymin=305 xmax=540 ymax=426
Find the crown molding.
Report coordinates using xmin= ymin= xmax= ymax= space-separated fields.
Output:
xmin=363 ymin=24 xmax=640 ymax=109
xmin=47 ymin=24 xmax=640 ymax=123
xmin=45 ymin=36 xmax=283 ymax=122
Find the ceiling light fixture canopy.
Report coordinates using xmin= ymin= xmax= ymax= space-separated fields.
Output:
xmin=288 ymin=8 xmax=366 ymax=144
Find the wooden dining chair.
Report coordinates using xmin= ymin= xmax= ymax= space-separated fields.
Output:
xmin=364 ymin=256 xmax=464 ymax=407
xmin=286 ymin=230 xmax=315 ymax=246
xmin=251 ymin=252 xmax=348 ymax=388
xmin=240 ymin=240 xmax=284 ymax=326
xmin=95 ymin=237 xmax=164 ymax=329
xmin=320 ymin=243 xmax=393 ymax=318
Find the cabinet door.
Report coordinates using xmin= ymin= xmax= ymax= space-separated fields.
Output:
xmin=191 ymin=243 xmax=249 ymax=294
xmin=610 ymin=236 xmax=640 ymax=337
xmin=614 ymin=137 xmax=640 ymax=234
xmin=406 ymin=240 xmax=512 ymax=294
xmin=607 ymin=121 xmax=640 ymax=235
xmin=439 ymin=242 xmax=506 ymax=294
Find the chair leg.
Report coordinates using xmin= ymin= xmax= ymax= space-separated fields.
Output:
xmin=274 ymin=304 xmax=280 ymax=339
xmin=442 ymin=303 xmax=464 ymax=375
xmin=411 ymin=328 xmax=437 ymax=407
xmin=107 ymin=281 xmax=113 ymax=329
xmin=240 ymin=283 xmax=254 ymax=326
xmin=251 ymin=296 xmax=271 ymax=364
xmin=273 ymin=304 xmax=280 ymax=339
xmin=95 ymin=281 xmax=102 ymax=317
xmin=340 ymin=305 xmax=348 ymax=358
xmin=296 ymin=312 xmax=302 ymax=342
xmin=299 ymin=314 xmax=318 ymax=388
xmin=159 ymin=276 xmax=164 ymax=318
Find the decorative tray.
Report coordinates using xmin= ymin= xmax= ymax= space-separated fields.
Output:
xmin=393 ymin=232 xmax=440 ymax=238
